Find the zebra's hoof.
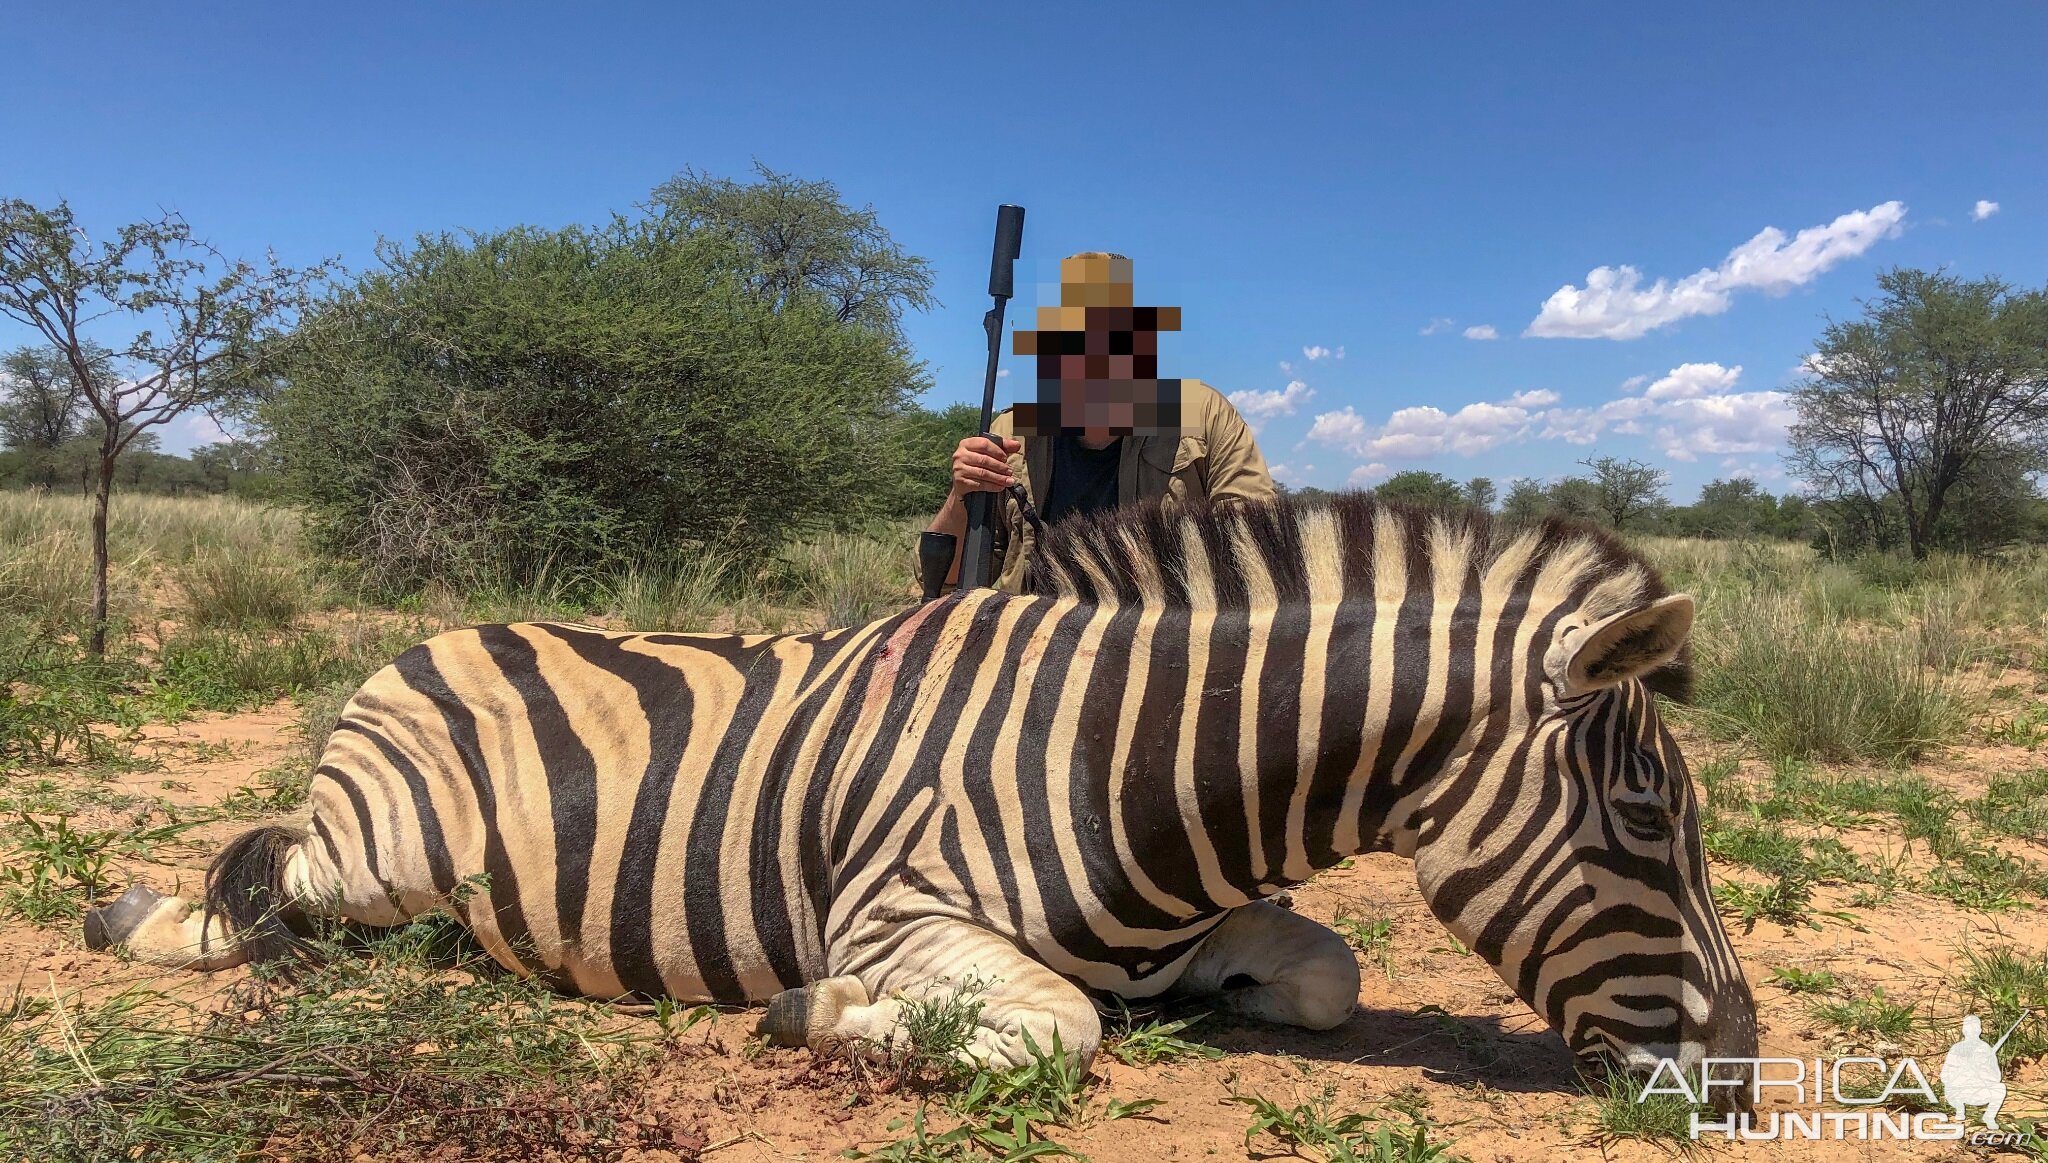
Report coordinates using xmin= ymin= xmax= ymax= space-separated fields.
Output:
xmin=758 ymin=985 xmax=814 ymax=1047
xmin=83 ymin=884 xmax=165 ymax=952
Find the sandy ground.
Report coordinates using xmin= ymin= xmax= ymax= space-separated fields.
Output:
xmin=3 ymin=708 xmax=2045 ymax=1162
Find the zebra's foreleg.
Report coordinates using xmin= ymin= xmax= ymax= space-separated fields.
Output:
xmin=760 ymin=918 xmax=1102 ymax=1069
xmin=1175 ymin=901 xmax=1360 ymax=1030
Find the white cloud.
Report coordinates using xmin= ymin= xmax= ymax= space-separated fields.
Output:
xmin=1230 ymin=381 xmax=1316 ymax=432
xmin=1526 ymin=201 xmax=1907 ymax=340
xmin=1306 ymin=407 xmax=1371 ymax=451
xmin=1307 ymin=396 xmax=1545 ymax=461
xmin=1973 ymin=199 xmax=2000 ymax=221
xmin=1305 ymin=362 xmax=1794 ymax=472
xmin=997 ymin=368 xmax=1010 ymax=378
xmin=1420 ymin=317 xmax=1456 ymax=336
xmin=1302 ymin=345 xmax=1331 ymax=361
xmin=1463 ymin=324 xmax=1499 ymax=341
xmin=1347 ymin=462 xmax=1391 ymax=485
xmin=1641 ymin=361 xmax=1742 ymax=401
xmin=1278 ymin=360 xmax=1294 ymax=373
xmin=1269 ymin=462 xmax=1300 ymax=484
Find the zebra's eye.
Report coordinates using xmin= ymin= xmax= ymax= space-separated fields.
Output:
xmin=1612 ymin=792 xmax=1672 ymax=839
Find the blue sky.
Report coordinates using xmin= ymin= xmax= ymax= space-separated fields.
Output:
xmin=6 ymin=3 xmax=2044 ymax=500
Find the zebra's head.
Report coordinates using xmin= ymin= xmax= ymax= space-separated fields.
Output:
xmin=1409 ymin=586 xmax=1757 ymax=1105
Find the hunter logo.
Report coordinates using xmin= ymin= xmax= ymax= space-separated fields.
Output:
xmin=1641 ymin=1009 xmax=2042 ymax=1143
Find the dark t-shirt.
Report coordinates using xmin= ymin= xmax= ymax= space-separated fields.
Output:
xmin=1040 ymin=435 xmax=1124 ymax=525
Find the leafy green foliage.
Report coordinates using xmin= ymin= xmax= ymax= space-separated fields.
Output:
xmin=0 ymin=813 xmax=115 ymax=923
xmin=849 ymin=1029 xmax=1159 ymax=1163
xmin=265 ymin=168 xmax=945 ymax=592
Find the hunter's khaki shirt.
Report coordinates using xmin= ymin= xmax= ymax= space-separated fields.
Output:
xmin=983 ymin=379 xmax=1277 ymax=594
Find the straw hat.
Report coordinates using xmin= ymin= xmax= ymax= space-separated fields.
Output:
xmin=1013 ymin=252 xmax=1180 ymax=354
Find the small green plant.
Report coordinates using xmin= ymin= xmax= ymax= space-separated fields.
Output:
xmin=1809 ymin=986 xmax=1917 ymax=1047
xmin=652 ymin=998 xmax=718 ymax=1041
xmin=853 ymin=1029 xmax=1157 ymax=1163
xmin=1715 ymin=870 xmax=1819 ymax=932
xmin=1333 ymin=911 xmax=1397 ymax=977
xmin=0 ymin=915 xmax=664 ymax=1162
xmin=1767 ymin=966 xmax=1840 ymax=994
xmin=1102 ymin=1003 xmax=1223 ymax=1067
xmin=0 ymin=813 xmax=114 ymax=923
xmin=891 ymin=977 xmax=990 ymax=1086
xmin=1235 ymin=1086 xmax=1466 ymax=1163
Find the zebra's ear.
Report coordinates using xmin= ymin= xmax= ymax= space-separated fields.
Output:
xmin=1550 ymin=593 xmax=1696 ymax=697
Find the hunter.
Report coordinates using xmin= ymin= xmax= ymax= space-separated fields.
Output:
xmin=928 ymin=251 xmax=1276 ymax=592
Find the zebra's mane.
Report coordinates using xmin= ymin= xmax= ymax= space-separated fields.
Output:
xmin=1023 ymin=492 xmax=1693 ymax=699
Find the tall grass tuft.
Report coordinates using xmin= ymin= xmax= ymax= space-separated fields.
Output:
xmin=780 ymin=529 xmax=915 ymax=630
xmin=603 ymin=553 xmax=736 ymax=632
xmin=1689 ymin=590 xmax=1966 ymax=763
xmin=172 ymin=550 xmax=311 ymax=630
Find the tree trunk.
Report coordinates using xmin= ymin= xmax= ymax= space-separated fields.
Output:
xmin=89 ymin=443 xmax=115 ymax=656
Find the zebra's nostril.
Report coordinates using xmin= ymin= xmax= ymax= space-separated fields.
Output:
xmin=1221 ymin=973 xmax=1261 ymax=990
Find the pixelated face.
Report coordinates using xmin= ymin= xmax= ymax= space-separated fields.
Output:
xmin=1012 ymin=300 xmax=1186 ymax=437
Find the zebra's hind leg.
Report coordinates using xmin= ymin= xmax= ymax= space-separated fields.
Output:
xmin=1176 ymin=900 xmax=1361 ymax=1030
xmin=760 ymin=918 xmax=1102 ymax=1070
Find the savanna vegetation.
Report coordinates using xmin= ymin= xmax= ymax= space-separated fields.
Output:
xmin=3 ymin=169 xmax=2047 ymax=1159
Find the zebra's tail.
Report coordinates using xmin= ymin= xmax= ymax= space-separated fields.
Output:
xmin=200 ymin=824 xmax=318 ymax=965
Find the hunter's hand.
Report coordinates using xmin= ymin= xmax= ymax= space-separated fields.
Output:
xmin=950 ymin=435 xmax=1020 ymax=496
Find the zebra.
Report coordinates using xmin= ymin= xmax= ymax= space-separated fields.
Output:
xmin=86 ymin=493 xmax=1756 ymax=1087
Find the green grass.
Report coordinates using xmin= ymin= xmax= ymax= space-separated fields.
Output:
xmin=0 ymin=915 xmax=667 ymax=1163
xmin=1234 ymin=1086 xmax=1467 ymax=1163
xmin=602 ymin=553 xmax=736 ymax=632
xmin=1955 ymin=945 xmax=2048 ymax=1064
xmin=1689 ymin=590 xmax=1967 ymax=763
xmin=850 ymin=1028 xmax=1161 ymax=1163
xmin=779 ymin=528 xmax=915 ymax=629
xmin=152 ymin=620 xmax=419 ymax=713
xmin=1808 ymin=986 xmax=1918 ymax=1047
xmin=0 ymin=813 xmax=115 ymax=923
xmin=1970 ymin=769 xmax=2048 ymax=842
xmin=171 ymin=549 xmax=311 ymax=630
xmin=1582 ymin=1069 xmax=1701 ymax=1151
xmin=1715 ymin=870 xmax=1823 ymax=932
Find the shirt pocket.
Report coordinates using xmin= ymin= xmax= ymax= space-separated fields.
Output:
xmin=1142 ymin=435 xmax=1209 ymax=502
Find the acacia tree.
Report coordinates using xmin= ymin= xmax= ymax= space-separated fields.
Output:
xmin=1788 ymin=269 xmax=2048 ymax=559
xmin=1581 ymin=455 xmax=1668 ymax=530
xmin=0 ymin=344 xmax=97 ymax=489
xmin=0 ymin=198 xmax=329 ymax=653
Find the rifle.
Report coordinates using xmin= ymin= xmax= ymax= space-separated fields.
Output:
xmin=919 ymin=204 xmax=1025 ymax=601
